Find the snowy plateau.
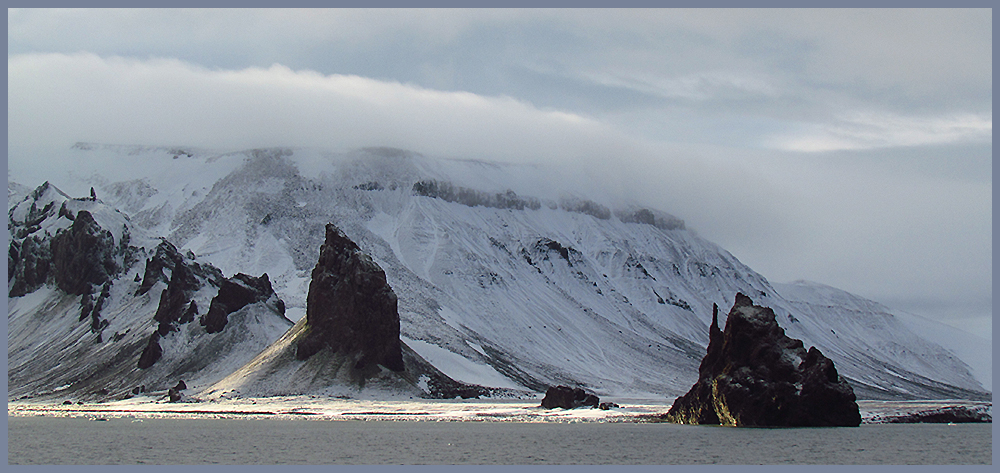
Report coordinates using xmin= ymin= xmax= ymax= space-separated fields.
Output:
xmin=7 ymin=144 xmax=991 ymax=405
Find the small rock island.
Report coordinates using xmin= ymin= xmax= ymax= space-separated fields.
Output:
xmin=663 ymin=293 xmax=861 ymax=427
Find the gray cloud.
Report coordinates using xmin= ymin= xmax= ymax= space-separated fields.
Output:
xmin=764 ymin=111 xmax=992 ymax=152
xmin=7 ymin=53 xmax=631 ymax=166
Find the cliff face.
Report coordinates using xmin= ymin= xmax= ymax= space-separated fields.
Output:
xmin=663 ymin=293 xmax=862 ymax=427
xmin=296 ymin=223 xmax=405 ymax=372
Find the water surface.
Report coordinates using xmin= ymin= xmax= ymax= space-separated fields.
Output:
xmin=7 ymin=415 xmax=991 ymax=464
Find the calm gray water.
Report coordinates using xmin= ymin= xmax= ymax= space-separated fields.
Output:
xmin=7 ymin=416 xmax=992 ymax=465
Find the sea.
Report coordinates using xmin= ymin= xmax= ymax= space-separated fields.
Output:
xmin=7 ymin=415 xmax=992 ymax=465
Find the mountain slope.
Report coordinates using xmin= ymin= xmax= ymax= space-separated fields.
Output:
xmin=8 ymin=144 xmax=991 ymax=400
xmin=7 ymin=183 xmax=294 ymax=401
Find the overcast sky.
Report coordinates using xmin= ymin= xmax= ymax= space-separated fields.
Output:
xmin=7 ymin=9 xmax=992 ymax=338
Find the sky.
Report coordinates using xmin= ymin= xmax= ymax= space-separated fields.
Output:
xmin=6 ymin=8 xmax=992 ymax=339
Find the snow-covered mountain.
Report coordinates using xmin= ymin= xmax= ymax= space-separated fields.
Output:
xmin=7 ymin=181 xmax=295 ymax=401
xmin=7 ymin=144 xmax=991 ymax=401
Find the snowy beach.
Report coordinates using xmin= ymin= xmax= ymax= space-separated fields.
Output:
xmin=9 ymin=398 xmax=992 ymax=465
xmin=8 ymin=396 xmax=990 ymax=424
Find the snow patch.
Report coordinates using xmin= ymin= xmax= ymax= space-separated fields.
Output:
xmin=466 ymin=341 xmax=487 ymax=356
xmin=402 ymin=337 xmax=523 ymax=390
xmin=417 ymin=375 xmax=431 ymax=394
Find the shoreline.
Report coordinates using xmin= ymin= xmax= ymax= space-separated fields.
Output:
xmin=8 ymin=396 xmax=663 ymax=423
xmin=8 ymin=397 xmax=991 ymax=424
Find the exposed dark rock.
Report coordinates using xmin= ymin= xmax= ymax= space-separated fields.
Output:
xmin=201 ymin=273 xmax=280 ymax=334
xmin=8 ymin=239 xmax=18 ymax=281
xmin=662 ymin=294 xmax=861 ymax=427
xmin=529 ymin=238 xmax=583 ymax=269
xmin=79 ymin=293 xmax=94 ymax=322
xmin=173 ymin=380 xmax=187 ymax=391
xmin=8 ymin=183 xmax=142 ymax=302
xmin=86 ymin=282 xmax=112 ymax=334
xmin=136 ymin=240 xmax=177 ymax=296
xmin=421 ymin=374 xmax=495 ymax=399
xmin=540 ymin=385 xmax=600 ymax=409
xmin=137 ymin=239 xmax=223 ymax=297
xmin=153 ymin=256 xmax=201 ymax=333
xmin=8 ymin=235 xmax=52 ymax=297
xmin=49 ymin=210 xmax=118 ymax=295
xmin=12 ymin=182 xmax=67 ymax=227
xmin=134 ymin=238 xmax=284 ymax=368
xmin=137 ymin=332 xmax=163 ymax=369
xmin=616 ymin=208 xmax=685 ymax=231
xmin=354 ymin=181 xmax=383 ymax=191
xmin=179 ymin=301 xmax=198 ymax=324
xmin=879 ymin=406 xmax=991 ymax=424
xmin=135 ymin=239 xmax=227 ymax=340
xmin=295 ymin=223 xmax=405 ymax=372
xmin=413 ymin=179 xmax=541 ymax=211
xmin=599 ymin=402 xmax=620 ymax=410
xmin=168 ymin=387 xmax=182 ymax=402
xmin=58 ymin=201 xmax=75 ymax=220
xmin=559 ymin=197 xmax=611 ymax=220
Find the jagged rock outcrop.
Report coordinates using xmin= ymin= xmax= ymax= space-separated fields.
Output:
xmin=540 ymin=385 xmax=600 ymax=409
xmin=523 ymin=238 xmax=583 ymax=269
xmin=136 ymin=240 xmax=286 ymax=368
xmin=137 ymin=240 xmax=223 ymax=297
xmin=136 ymin=240 xmax=181 ymax=296
xmin=137 ymin=332 xmax=163 ymax=369
xmin=663 ymin=293 xmax=861 ymax=427
xmin=201 ymin=273 xmax=284 ymax=334
xmin=8 ymin=235 xmax=51 ymax=297
xmin=295 ymin=223 xmax=405 ymax=372
xmin=153 ymin=253 xmax=202 ymax=335
xmin=137 ymin=240 xmax=224 ymax=338
xmin=8 ymin=182 xmax=137 ymax=302
xmin=8 ymin=183 xmax=137 ymax=342
xmin=49 ymin=210 xmax=118 ymax=295
xmin=8 ymin=181 xmax=297 ymax=400
xmin=9 ymin=183 xmax=80 ymax=296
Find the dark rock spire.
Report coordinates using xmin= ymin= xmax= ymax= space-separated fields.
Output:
xmin=295 ymin=223 xmax=405 ymax=372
